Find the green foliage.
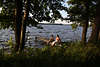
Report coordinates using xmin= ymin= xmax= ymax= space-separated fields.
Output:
xmin=0 ymin=0 xmax=66 ymax=29
xmin=0 ymin=13 xmax=14 ymax=29
xmin=66 ymin=42 xmax=100 ymax=62
xmin=5 ymin=36 xmax=14 ymax=48
xmin=0 ymin=42 xmax=100 ymax=67
xmin=71 ymin=23 xmax=78 ymax=30
xmin=67 ymin=0 xmax=96 ymax=25
xmin=0 ymin=0 xmax=3 ymax=7
xmin=0 ymin=48 xmax=4 ymax=57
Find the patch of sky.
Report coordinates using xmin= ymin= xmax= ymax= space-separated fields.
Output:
xmin=0 ymin=7 xmax=2 ymax=13
xmin=59 ymin=10 xmax=68 ymax=18
xmin=61 ymin=0 xmax=69 ymax=7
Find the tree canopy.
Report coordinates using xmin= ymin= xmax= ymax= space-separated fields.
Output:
xmin=0 ymin=0 xmax=67 ymax=29
xmin=67 ymin=0 xmax=96 ymax=25
xmin=66 ymin=0 xmax=96 ymax=43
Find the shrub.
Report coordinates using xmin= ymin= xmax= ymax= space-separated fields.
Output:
xmin=0 ymin=42 xmax=100 ymax=67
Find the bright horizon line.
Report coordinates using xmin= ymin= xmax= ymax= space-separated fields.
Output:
xmin=40 ymin=19 xmax=72 ymax=24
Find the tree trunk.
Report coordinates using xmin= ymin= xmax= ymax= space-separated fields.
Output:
xmin=82 ymin=21 xmax=88 ymax=44
xmin=19 ymin=0 xmax=30 ymax=51
xmin=98 ymin=31 xmax=100 ymax=41
xmin=88 ymin=22 xmax=100 ymax=43
xmin=88 ymin=1 xmax=100 ymax=43
xmin=81 ymin=2 xmax=89 ymax=44
xmin=14 ymin=0 xmax=22 ymax=51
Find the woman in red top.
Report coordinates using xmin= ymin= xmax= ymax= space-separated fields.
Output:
xmin=55 ymin=34 xmax=61 ymax=43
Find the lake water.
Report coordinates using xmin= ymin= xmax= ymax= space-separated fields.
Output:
xmin=0 ymin=24 xmax=92 ymax=48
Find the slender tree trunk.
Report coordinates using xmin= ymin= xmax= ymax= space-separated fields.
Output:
xmin=81 ymin=2 xmax=89 ymax=44
xmin=19 ymin=0 xmax=30 ymax=51
xmin=88 ymin=1 xmax=100 ymax=43
xmin=82 ymin=21 xmax=88 ymax=44
xmin=14 ymin=0 xmax=22 ymax=51
xmin=88 ymin=22 xmax=100 ymax=43
xmin=98 ymin=31 xmax=100 ymax=41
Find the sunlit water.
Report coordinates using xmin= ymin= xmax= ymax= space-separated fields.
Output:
xmin=0 ymin=24 xmax=92 ymax=48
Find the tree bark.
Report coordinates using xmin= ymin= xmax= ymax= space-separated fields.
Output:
xmin=19 ymin=0 xmax=30 ymax=51
xmin=88 ymin=22 xmax=100 ymax=43
xmin=88 ymin=1 xmax=100 ymax=43
xmin=81 ymin=2 xmax=89 ymax=44
xmin=98 ymin=31 xmax=100 ymax=41
xmin=14 ymin=0 xmax=22 ymax=51
xmin=82 ymin=21 xmax=88 ymax=44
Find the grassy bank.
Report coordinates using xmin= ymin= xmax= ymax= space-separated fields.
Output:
xmin=0 ymin=42 xmax=100 ymax=67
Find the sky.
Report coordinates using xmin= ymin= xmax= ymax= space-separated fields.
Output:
xmin=0 ymin=8 xmax=2 ymax=13
xmin=59 ymin=10 xmax=68 ymax=18
xmin=60 ymin=0 xmax=68 ymax=18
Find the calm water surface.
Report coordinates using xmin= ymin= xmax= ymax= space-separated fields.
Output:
xmin=0 ymin=24 xmax=92 ymax=48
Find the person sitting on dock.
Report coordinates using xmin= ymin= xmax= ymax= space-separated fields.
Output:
xmin=48 ymin=35 xmax=55 ymax=45
xmin=51 ymin=34 xmax=61 ymax=46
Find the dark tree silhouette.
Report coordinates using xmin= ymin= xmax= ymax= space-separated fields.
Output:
xmin=88 ymin=0 xmax=100 ymax=43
